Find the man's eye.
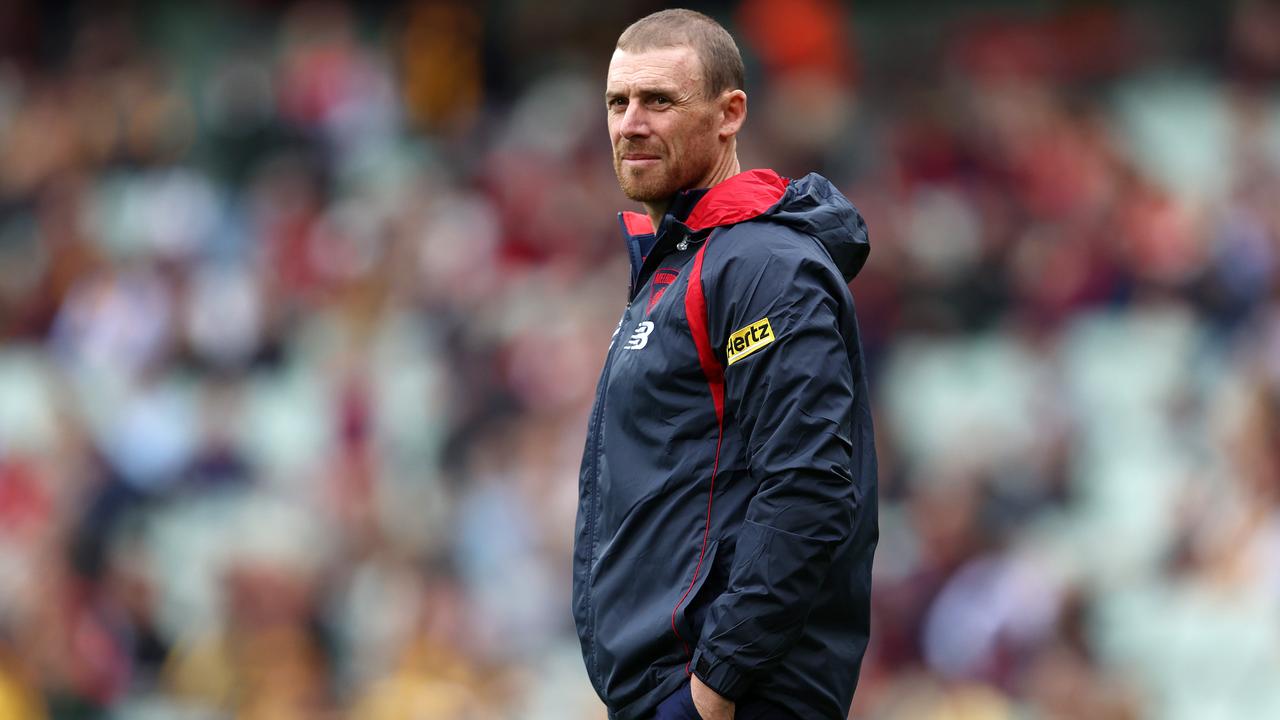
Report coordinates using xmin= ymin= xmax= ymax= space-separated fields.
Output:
xmin=651 ymin=96 xmax=671 ymax=106
xmin=608 ymin=97 xmax=627 ymax=108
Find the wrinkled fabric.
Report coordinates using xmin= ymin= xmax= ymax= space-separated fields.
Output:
xmin=652 ymin=680 xmax=803 ymax=720
xmin=573 ymin=170 xmax=878 ymax=720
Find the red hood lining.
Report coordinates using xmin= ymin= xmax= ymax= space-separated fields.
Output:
xmin=622 ymin=211 xmax=654 ymax=237
xmin=619 ymin=169 xmax=790 ymax=237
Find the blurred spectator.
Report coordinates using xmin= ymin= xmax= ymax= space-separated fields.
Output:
xmin=0 ymin=0 xmax=1277 ymax=718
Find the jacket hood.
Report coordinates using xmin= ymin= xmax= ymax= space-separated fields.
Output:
xmin=619 ymin=169 xmax=869 ymax=282
xmin=762 ymin=171 xmax=869 ymax=283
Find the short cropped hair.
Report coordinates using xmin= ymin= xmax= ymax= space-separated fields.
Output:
xmin=616 ymin=9 xmax=745 ymax=98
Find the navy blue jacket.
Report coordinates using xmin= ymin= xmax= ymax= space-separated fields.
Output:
xmin=573 ymin=169 xmax=877 ymax=719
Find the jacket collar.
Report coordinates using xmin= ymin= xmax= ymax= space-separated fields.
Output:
xmin=616 ymin=169 xmax=791 ymax=300
xmin=616 ymin=168 xmax=791 ymax=243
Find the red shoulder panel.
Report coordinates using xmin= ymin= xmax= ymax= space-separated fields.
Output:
xmin=672 ymin=234 xmax=725 ymax=669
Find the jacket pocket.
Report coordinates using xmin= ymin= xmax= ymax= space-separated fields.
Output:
xmin=671 ymin=538 xmax=722 ymax=649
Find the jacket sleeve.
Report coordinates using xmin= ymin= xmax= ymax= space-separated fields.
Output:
xmin=691 ymin=226 xmax=863 ymax=700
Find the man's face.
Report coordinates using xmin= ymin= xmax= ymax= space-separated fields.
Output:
xmin=606 ymin=46 xmax=722 ymax=203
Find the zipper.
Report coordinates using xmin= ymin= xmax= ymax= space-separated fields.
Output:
xmin=583 ymin=300 xmax=630 ymax=688
xmin=583 ymin=229 xmax=700 ymax=687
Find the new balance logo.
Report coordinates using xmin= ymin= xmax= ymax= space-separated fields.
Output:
xmin=624 ymin=321 xmax=655 ymax=350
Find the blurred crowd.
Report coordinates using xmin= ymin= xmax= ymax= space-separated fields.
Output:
xmin=0 ymin=0 xmax=1279 ymax=718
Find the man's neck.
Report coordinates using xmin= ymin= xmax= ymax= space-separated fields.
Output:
xmin=643 ymin=152 xmax=741 ymax=233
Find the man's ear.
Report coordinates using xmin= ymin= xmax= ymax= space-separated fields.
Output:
xmin=718 ymin=89 xmax=746 ymax=139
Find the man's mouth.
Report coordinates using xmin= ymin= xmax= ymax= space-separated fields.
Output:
xmin=621 ymin=153 xmax=661 ymax=162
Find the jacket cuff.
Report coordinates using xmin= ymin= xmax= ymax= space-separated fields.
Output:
xmin=691 ymin=645 xmax=751 ymax=702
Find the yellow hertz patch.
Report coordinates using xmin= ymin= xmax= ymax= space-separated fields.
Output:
xmin=726 ymin=318 xmax=775 ymax=366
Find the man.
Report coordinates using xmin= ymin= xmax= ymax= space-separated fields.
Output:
xmin=573 ymin=9 xmax=877 ymax=720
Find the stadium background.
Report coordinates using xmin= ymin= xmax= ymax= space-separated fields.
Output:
xmin=1 ymin=0 xmax=1279 ymax=718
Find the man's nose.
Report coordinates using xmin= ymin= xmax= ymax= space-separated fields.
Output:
xmin=618 ymin=102 xmax=650 ymax=138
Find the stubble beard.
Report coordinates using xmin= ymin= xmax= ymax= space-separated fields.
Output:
xmin=614 ymin=151 xmax=692 ymax=203
xmin=613 ymin=135 xmax=716 ymax=203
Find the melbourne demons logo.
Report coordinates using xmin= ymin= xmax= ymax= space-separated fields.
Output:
xmin=646 ymin=268 xmax=680 ymax=315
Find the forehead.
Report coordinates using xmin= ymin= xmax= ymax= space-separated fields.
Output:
xmin=606 ymin=46 xmax=703 ymax=93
